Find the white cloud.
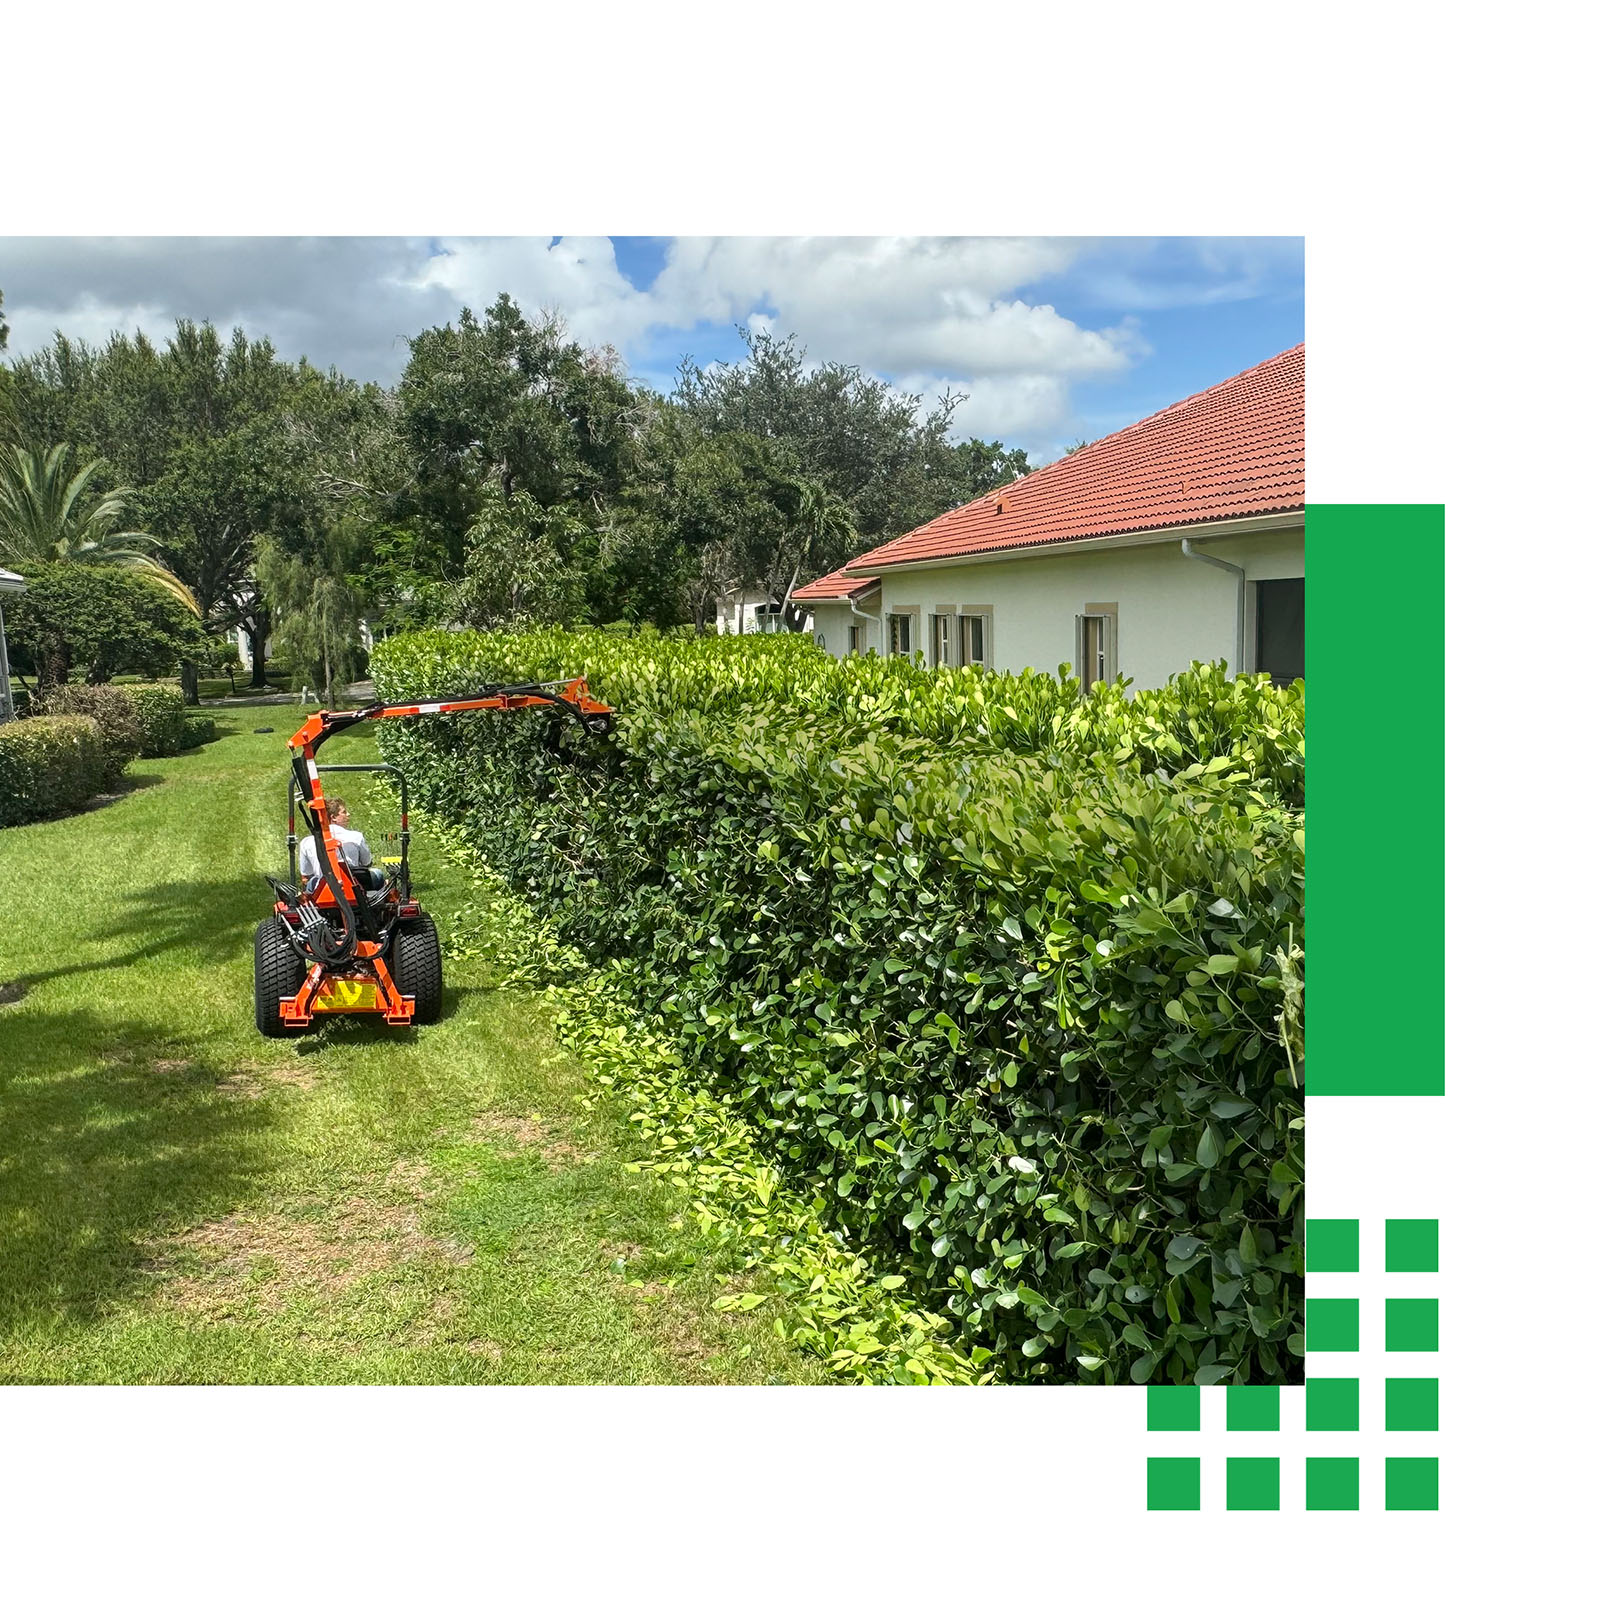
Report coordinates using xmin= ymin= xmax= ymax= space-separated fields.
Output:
xmin=415 ymin=236 xmax=659 ymax=353
xmin=645 ymin=236 xmax=1131 ymax=381
xmin=0 ymin=235 xmax=1296 ymax=458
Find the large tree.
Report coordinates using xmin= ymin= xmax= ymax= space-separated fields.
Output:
xmin=395 ymin=296 xmax=646 ymax=585
xmin=673 ymin=328 xmax=967 ymax=547
xmin=256 ymin=520 xmax=370 ymax=707
xmin=452 ymin=491 xmax=590 ymax=629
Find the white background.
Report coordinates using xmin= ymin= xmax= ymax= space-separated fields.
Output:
xmin=1 ymin=2 xmax=1591 ymax=1592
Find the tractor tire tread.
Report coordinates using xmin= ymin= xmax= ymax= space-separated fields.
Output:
xmin=254 ymin=917 xmax=306 ymax=1038
xmin=394 ymin=913 xmax=443 ymax=1024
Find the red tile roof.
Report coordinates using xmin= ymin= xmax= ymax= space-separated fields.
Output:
xmin=791 ymin=566 xmax=881 ymax=602
xmin=846 ymin=344 xmax=1304 ymax=573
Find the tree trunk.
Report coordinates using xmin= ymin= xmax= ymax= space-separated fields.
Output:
xmin=246 ymin=606 xmax=270 ymax=689
xmin=179 ymin=660 xmax=200 ymax=706
xmin=37 ymin=638 xmax=69 ymax=692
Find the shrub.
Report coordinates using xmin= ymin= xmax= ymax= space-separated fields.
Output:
xmin=179 ymin=713 xmax=218 ymax=749
xmin=37 ymin=683 xmax=142 ymax=785
xmin=372 ymin=628 xmax=1305 ymax=1385
xmin=1 ymin=564 xmax=207 ymax=685
xmin=123 ymin=683 xmax=188 ymax=757
xmin=0 ymin=714 xmax=107 ymax=825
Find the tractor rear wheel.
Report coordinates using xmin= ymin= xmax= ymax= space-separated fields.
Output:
xmin=254 ymin=917 xmax=306 ymax=1038
xmin=393 ymin=913 xmax=443 ymax=1024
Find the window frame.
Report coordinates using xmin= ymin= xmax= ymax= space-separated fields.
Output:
xmin=887 ymin=605 xmax=921 ymax=659
xmin=1074 ymin=602 xmax=1119 ymax=690
xmin=931 ymin=607 xmax=957 ymax=667
xmin=958 ymin=605 xmax=993 ymax=670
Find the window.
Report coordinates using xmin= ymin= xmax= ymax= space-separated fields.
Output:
xmin=1255 ymin=578 xmax=1304 ymax=684
xmin=931 ymin=611 xmax=956 ymax=666
xmin=959 ymin=612 xmax=989 ymax=668
xmin=887 ymin=613 xmax=914 ymax=656
xmin=847 ymin=624 xmax=865 ymax=655
xmin=1075 ymin=605 xmax=1118 ymax=689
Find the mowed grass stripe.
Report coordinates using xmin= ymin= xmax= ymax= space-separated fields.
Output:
xmin=0 ymin=706 xmax=815 ymax=1384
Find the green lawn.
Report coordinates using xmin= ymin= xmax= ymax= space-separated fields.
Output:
xmin=0 ymin=705 xmax=815 ymax=1383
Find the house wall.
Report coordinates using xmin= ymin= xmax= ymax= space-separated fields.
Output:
xmin=809 ymin=593 xmax=881 ymax=658
xmin=871 ymin=525 xmax=1303 ymax=685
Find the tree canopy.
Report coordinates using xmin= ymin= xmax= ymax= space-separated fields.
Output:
xmin=4 ymin=564 xmax=208 ymax=688
xmin=3 ymin=296 xmax=1046 ymax=663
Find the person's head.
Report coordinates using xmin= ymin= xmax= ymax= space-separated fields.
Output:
xmin=328 ymin=797 xmax=350 ymax=827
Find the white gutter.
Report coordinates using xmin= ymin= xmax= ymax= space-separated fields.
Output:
xmin=847 ymin=588 xmax=882 ymax=653
xmin=1181 ymin=538 xmax=1246 ymax=675
xmin=846 ymin=510 xmax=1303 ymax=577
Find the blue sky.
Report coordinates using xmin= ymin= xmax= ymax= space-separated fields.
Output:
xmin=0 ymin=236 xmax=1303 ymax=463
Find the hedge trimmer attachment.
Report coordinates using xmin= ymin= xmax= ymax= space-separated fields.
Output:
xmin=254 ymin=678 xmax=613 ymax=1036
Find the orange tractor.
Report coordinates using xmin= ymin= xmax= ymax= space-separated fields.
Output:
xmin=255 ymin=679 xmax=613 ymax=1037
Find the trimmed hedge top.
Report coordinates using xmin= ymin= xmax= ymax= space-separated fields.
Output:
xmin=372 ymin=628 xmax=1304 ymax=1385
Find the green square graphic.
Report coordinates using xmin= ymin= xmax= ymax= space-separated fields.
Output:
xmin=1306 ymin=1456 xmax=1360 ymax=1510
xmin=1386 ymin=1377 xmax=1439 ymax=1431
xmin=1307 ymin=507 xmax=1444 ymax=1095
xmin=1306 ymin=1298 xmax=1360 ymax=1351
xmin=1147 ymin=1387 xmax=1201 ymax=1432
xmin=1306 ymin=1376 xmax=1360 ymax=1431
xmin=1385 ymin=1456 xmax=1439 ymax=1511
xmin=1307 ymin=1218 xmax=1359 ymax=1272
xmin=1226 ymin=1386 xmax=1279 ymax=1431
xmin=1386 ymin=1218 xmax=1439 ymax=1272
xmin=1226 ymin=1457 xmax=1280 ymax=1510
xmin=1386 ymin=1298 xmax=1439 ymax=1352
xmin=1147 ymin=1457 xmax=1201 ymax=1510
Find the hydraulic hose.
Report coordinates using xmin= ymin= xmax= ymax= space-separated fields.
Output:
xmin=304 ymin=803 xmax=359 ymax=965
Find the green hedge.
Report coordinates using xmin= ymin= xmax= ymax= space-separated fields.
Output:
xmin=123 ymin=683 xmax=188 ymax=757
xmin=0 ymin=714 xmax=108 ymax=825
xmin=372 ymin=629 xmax=1305 ymax=1385
xmin=37 ymin=683 xmax=141 ymax=782
xmin=179 ymin=713 xmax=218 ymax=749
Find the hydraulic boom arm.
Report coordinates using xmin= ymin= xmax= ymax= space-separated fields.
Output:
xmin=284 ymin=678 xmax=614 ymax=963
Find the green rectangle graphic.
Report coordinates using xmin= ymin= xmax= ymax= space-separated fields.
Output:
xmin=1306 ymin=505 xmax=1445 ymax=1095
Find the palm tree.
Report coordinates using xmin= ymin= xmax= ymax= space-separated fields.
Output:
xmin=0 ymin=443 xmax=200 ymax=614
xmin=778 ymin=478 xmax=856 ymax=629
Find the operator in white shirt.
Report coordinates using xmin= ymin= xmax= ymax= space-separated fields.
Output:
xmin=298 ymin=797 xmax=383 ymax=888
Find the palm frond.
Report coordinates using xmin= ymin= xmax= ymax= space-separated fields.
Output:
xmin=0 ymin=442 xmax=201 ymax=614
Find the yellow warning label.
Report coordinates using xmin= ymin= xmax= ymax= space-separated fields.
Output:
xmin=312 ymin=979 xmax=381 ymax=1011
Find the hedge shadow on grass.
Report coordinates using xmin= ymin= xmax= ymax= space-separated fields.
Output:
xmin=0 ymin=1006 xmax=278 ymax=1347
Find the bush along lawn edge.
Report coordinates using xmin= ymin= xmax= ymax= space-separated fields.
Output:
xmin=433 ymin=825 xmax=992 ymax=1386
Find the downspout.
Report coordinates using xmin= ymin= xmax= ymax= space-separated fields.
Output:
xmin=1181 ymin=538 xmax=1246 ymax=676
xmin=847 ymin=591 xmax=881 ymax=654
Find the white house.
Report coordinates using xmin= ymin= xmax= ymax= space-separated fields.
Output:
xmin=794 ymin=345 xmax=1305 ymax=687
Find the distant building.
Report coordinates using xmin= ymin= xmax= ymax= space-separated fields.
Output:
xmin=716 ymin=585 xmax=813 ymax=637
